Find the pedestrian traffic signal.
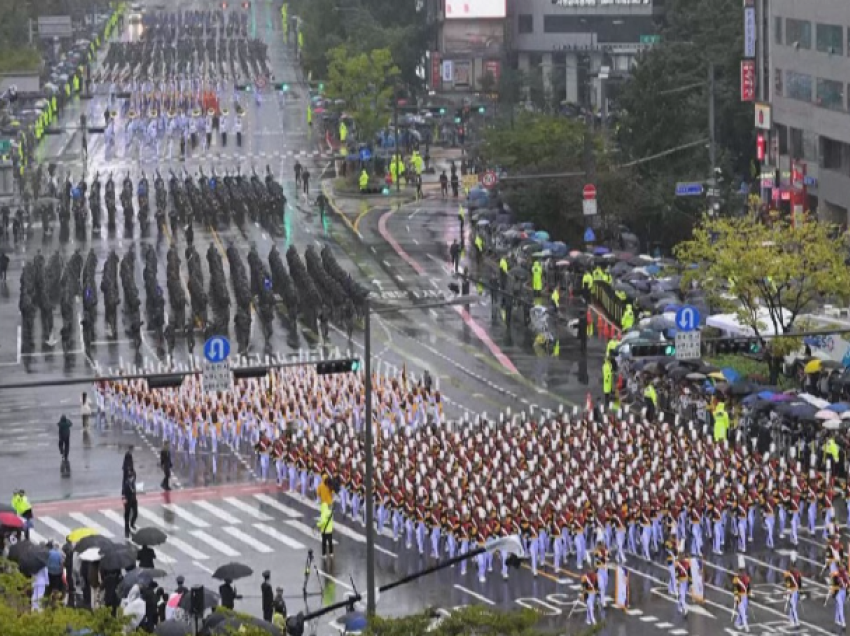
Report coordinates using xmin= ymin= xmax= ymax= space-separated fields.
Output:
xmin=318 ymin=82 xmax=325 ymax=92
xmin=316 ymin=359 xmax=361 ymax=375
xmin=630 ymin=343 xmax=676 ymax=357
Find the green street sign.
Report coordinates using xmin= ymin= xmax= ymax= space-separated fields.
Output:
xmin=0 ymin=140 xmax=11 ymax=154
xmin=640 ymin=35 xmax=662 ymax=44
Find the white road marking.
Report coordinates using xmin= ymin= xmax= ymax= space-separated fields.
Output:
xmin=189 ymin=530 xmax=240 ymax=557
xmin=167 ymin=536 xmax=209 ymax=560
xmin=100 ymin=509 xmax=131 ymax=530
xmin=656 ymin=622 xmax=673 ymax=628
xmin=223 ymin=496 xmax=273 ymax=520
xmin=453 ymin=584 xmax=495 ymax=605
xmin=161 ymin=504 xmax=211 ymax=528
xmin=253 ymin=494 xmax=302 ymax=517
xmin=253 ymin=523 xmax=306 ymax=550
xmin=194 ymin=501 xmax=242 ymax=525
xmin=639 ymin=616 xmax=657 ymax=622
xmin=192 ymin=560 xmax=214 ymax=574
xmin=29 ymin=529 xmax=48 ymax=543
xmin=221 ymin=526 xmax=273 ymax=553
xmin=285 ymin=519 xmax=337 ymax=544
xmin=68 ymin=513 xmax=115 ymax=538
xmin=626 ymin=609 xmax=643 ymax=616
xmin=136 ymin=508 xmax=175 ymax=529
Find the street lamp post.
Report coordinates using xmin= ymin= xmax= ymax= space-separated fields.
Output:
xmin=362 ymin=294 xmax=474 ymax=616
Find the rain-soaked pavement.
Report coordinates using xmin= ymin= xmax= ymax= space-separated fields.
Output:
xmin=0 ymin=5 xmax=840 ymax=635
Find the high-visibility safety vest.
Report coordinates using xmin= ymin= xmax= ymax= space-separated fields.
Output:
xmin=551 ymin=288 xmax=560 ymax=307
xmin=532 ymin=262 xmax=543 ymax=292
xmin=317 ymin=501 xmax=333 ymax=534
xmin=475 ymin=235 xmax=484 ymax=252
xmin=359 ymin=170 xmax=369 ymax=189
xmin=643 ymin=384 xmax=657 ymax=407
xmin=621 ymin=306 xmax=634 ymax=330
xmin=499 ymin=258 xmax=508 ymax=274
xmin=582 ymin=272 xmax=594 ymax=290
xmin=602 ymin=360 xmax=613 ymax=394
xmin=713 ymin=405 xmax=729 ymax=442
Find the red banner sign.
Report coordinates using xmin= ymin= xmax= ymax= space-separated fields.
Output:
xmin=431 ymin=52 xmax=441 ymax=90
xmin=740 ymin=60 xmax=756 ymax=102
xmin=483 ymin=59 xmax=501 ymax=86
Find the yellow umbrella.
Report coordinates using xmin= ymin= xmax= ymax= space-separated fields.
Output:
xmin=708 ymin=371 xmax=726 ymax=381
xmin=804 ymin=359 xmax=822 ymax=374
xmin=68 ymin=527 xmax=99 ymax=543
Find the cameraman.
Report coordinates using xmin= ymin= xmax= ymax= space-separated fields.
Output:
xmin=317 ymin=500 xmax=334 ymax=561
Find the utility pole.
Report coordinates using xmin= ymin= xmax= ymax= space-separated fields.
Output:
xmin=364 ymin=298 xmax=375 ymax=616
xmin=394 ymin=96 xmax=400 ymax=193
xmin=708 ymin=61 xmax=716 ymax=180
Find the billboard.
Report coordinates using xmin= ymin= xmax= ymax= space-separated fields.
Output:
xmin=445 ymin=0 xmax=506 ymax=19
xmin=740 ymin=60 xmax=755 ymax=102
xmin=743 ymin=6 xmax=756 ymax=58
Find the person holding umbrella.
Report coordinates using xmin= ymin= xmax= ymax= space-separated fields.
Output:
xmin=219 ymin=579 xmax=240 ymax=610
xmin=212 ymin=562 xmax=251 ymax=609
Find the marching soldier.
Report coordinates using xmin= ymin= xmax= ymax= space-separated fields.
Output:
xmin=254 ymin=431 xmax=271 ymax=481
xmin=272 ymin=434 xmax=286 ymax=486
xmin=832 ymin=565 xmax=850 ymax=628
xmin=674 ymin=549 xmax=690 ymax=615
xmin=732 ymin=558 xmax=751 ymax=631
xmin=594 ymin=540 xmax=609 ymax=606
xmin=784 ymin=553 xmax=801 ymax=627
xmin=581 ymin=570 xmax=601 ymax=625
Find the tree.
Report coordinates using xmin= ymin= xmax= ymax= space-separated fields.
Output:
xmin=675 ymin=217 xmax=850 ymax=381
xmin=325 ymin=45 xmax=400 ymax=146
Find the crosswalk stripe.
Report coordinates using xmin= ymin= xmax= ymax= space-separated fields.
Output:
xmin=253 ymin=494 xmax=302 ymax=517
xmin=162 ymin=504 xmax=210 ymax=528
xmin=222 ymin=526 xmax=273 ymax=553
xmin=195 ymin=501 xmax=241 ymax=525
xmin=136 ymin=507 xmax=175 ymax=529
xmin=100 ymin=509 xmax=129 ymax=530
xmin=167 ymin=536 xmax=210 ymax=560
xmin=29 ymin=530 xmax=48 ymax=544
xmin=223 ymin=497 xmax=272 ymax=521
xmin=39 ymin=516 xmax=73 ymax=538
xmin=253 ymin=523 xmax=306 ymax=550
xmin=285 ymin=519 xmax=337 ymax=544
xmin=190 ymin=530 xmax=240 ymax=557
xmin=68 ymin=513 xmax=116 ymax=538
xmin=656 ymin=623 xmax=673 ymax=628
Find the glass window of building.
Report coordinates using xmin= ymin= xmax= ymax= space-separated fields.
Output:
xmin=774 ymin=17 xmax=782 ymax=45
xmin=774 ymin=68 xmax=783 ymax=96
xmin=816 ymin=78 xmax=845 ymax=111
xmin=786 ymin=72 xmax=812 ymax=102
xmin=786 ymin=19 xmax=811 ymax=49
xmin=816 ymin=24 xmax=843 ymax=54
xmin=518 ymin=14 xmax=533 ymax=34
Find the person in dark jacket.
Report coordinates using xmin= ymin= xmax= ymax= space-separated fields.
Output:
xmin=137 ymin=545 xmax=156 ymax=568
xmin=140 ymin=581 xmax=158 ymax=632
xmin=160 ymin=440 xmax=172 ymax=491
xmin=57 ymin=415 xmax=72 ymax=462
xmin=175 ymin=575 xmax=188 ymax=596
xmin=62 ymin=536 xmax=75 ymax=607
xmin=122 ymin=469 xmax=139 ymax=539
xmin=103 ymin=569 xmax=121 ymax=616
xmin=123 ymin=446 xmax=135 ymax=478
xmin=261 ymin=570 xmax=273 ymax=622
xmin=219 ymin=579 xmax=240 ymax=609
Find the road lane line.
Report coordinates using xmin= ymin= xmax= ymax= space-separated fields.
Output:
xmin=68 ymin=513 xmax=116 ymax=538
xmin=190 ymin=530 xmax=240 ymax=557
xmin=136 ymin=508 xmax=175 ymax=529
xmin=194 ymin=501 xmax=241 ymax=525
xmin=167 ymin=536 xmax=209 ymax=560
xmin=221 ymin=526 xmax=273 ymax=553
xmin=453 ymin=584 xmax=495 ymax=605
xmin=253 ymin=494 xmax=302 ymax=517
xmin=253 ymin=523 xmax=306 ymax=550
xmin=162 ymin=504 xmax=210 ymax=528
xmin=223 ymin=496 xmax=273 ymax=521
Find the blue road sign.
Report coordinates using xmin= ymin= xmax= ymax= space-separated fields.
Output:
xmin=204 ymin=336 xmax=231 ymax=363
xmin=584 ymin=227 xmax=596 ymax=243
xmin=675 ymin=182 xmax=704 ymax=197
xmin=359 ymin=147 xmax=372 ymax=161
xmin=675 ymin=305 xmax=701 ymax=332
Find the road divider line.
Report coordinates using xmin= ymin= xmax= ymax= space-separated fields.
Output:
xmin=168 ymin=536 xmax=209 ymax=561
xmin=453 ymin=584 xmax=495 ymax=606
xmin=39 ymin=516 xmax=73 ymax=538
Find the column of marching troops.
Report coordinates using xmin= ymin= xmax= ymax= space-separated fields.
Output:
xmin=92 ymin=364 xmax=850 ymax=629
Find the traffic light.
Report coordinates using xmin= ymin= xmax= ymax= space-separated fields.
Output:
xmin=282 ymin=83 xmax=289 ymax=92
xmin=316 ymin=359 xmax=361 ymax=375
xmin=318 ymin=82 xmax=325 ymax=92
xmin=630 ymin=343 xmax=676 ymax=357
xmin=147 ymin=374 xmax=185 ymax=390
xmin=477 ymin=106 xmax=485 ymax=114
xmin=439 ymin=107 xmax=446 ymax=115
xmin=713 ymin=338 xmax=761 ymax=355
xmin=234 ymin=367 xmax=268 ymax=380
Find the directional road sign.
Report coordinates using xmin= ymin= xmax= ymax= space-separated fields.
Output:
xmin=675 ymin=182 xmax=704 ymax=197
xmin=583 ymin=184 xmax=597 ymax=200
xmin=359 ymin=147 xmax=372 ymax=161
xmin=675 ymin=305 xmax=701 ymax=332
xmin=204 ymin=336 xmax=231 ymax=362
xmin=584 ymin=227 xmax=596 ymax=243
xmin=675 ymin=331 xmax=701 ymax=360
xmin=202 ymin=360 xmax=234 ymax=394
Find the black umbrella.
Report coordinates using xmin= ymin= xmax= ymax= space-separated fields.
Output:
xmin=119 ymin=567 xmax=167 ymax=596
xmin=211 ymin=562 xmax=253 ymax=581
xmin=100 ymin=543 xmax=137 ymax=571
xmin=8 ymin=541 xmax=49 ymax=575
xmin=177 ymin=586 xmax=219 ymax=612
xmin=74 ymin=535 xmax=114 ymax=553
xmin=155 ymin=620 xmax=193 ymax=636
xmin=133 ymin=527 xmax=167 ymax=546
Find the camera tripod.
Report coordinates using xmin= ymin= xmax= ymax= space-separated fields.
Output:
xmin=301 ymin=548 xmax=325 ymax=600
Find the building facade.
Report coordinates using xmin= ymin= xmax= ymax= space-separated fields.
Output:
xmin=768 ymin=0 xmax=850 ymax=224
xmin=507 ymin=0 xmax=663 ymax=108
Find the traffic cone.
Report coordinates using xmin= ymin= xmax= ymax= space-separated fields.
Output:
xmin=586 ymin=392 xmax=593 ymax=412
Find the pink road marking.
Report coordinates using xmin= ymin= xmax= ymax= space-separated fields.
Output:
xmin=378 ymin=211 xmax=518 ymax=374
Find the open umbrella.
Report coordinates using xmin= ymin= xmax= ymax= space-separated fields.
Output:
xmin=75 ymin=534 xmax=113 ymax=553
xmin=827 ymin=403 xmax=850 ymax=413
xmin=100 ymin=543 xmax=137 ymax=571
xmin=822 ymin=420 xmax=847 ymax=431
xmin=79 ymin=548 xmax=103 ymax=562
xmin=177 ymin=586 xmax=219 ymax=612
xmin=119 ymin=567 xmax=168 ymax=597
xmin=686 ymin=373 xmax=707 ymax=381
xmin=8 ymin=541 xmax=49 ymax=575
xmin=211 ymin=562 xmax=253 ymax=581
xmin=133 ymin=527 xmax=167 ymax=546
xmin=804 ymin=359 xmax=823 ymax=374
xmin=815 ymin=409 xmax=840 ymax=421
xmin=69 ymin=527 xmax=99 ymax=543
xmin=0 ymin=512 xmax=24 ymax=530
xmin=156 ymin=620 xmax=193 ymax=636
xmin=208 ymin=616 xmax=281 ymax=635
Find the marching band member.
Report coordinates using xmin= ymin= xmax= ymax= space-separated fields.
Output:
xmin=732 ymin=557 xmax=751 ymax=631
xmin=784 ymin=552 xmax=801 ymax=627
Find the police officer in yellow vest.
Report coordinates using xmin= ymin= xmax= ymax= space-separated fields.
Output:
xmin=824 ymin=436 xmax=839 ymax=467
xmin=359 ymin=169 xmax=369 ymax=193
xmin=643 ymin=382 xmax=658 ymax=421
xmin=606 ymin=337 xmax=619 ymax=359
xmin=474 ymin=234 xmax=484 ymax=266
xmin=551 ymin=287 xmax=560 ymax=309
xmin=603 ymin=358 xmax=614 ymax=407
xmin=581 ymin=269 xmax=594 ymax=300
xmin=621 ymin=304 xmax=635 ymax=331
xmin=339 ymin=120 xmax=348 ymax=143
xmin=11 ymin=489 xmax=32 ymax=539
xmin=317 ymin=501 xmax=334 ymax=560
xmin=411 ymin=150 xmax=424 ymax=175
xmin=592 ymin=266 xmax=605 ymax=282
xmin=532 ymin=261 xmax=543 ymax=296
xmin=713 ymin=402 xmax=729 ymax=442
xmin=499 ymin=257 xmax=508 ymax=288
xmin=602 ymin=268 xmax=612 ymax=284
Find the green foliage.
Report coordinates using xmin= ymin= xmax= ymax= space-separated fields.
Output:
xmin=325 ymin=45 xmax=399 ymax=145
xmin=675 ymin=217 xmax=850 ymax=352
xmin=706 ymin=354 xmax=795 ymax=389
xmin=0 ymin=48 xmax=42 ymax=74
xmin=0 ymin=558 xmax=129 ymax=636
